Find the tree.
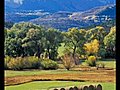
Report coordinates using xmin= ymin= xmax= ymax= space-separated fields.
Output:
xmin=84 ymin=39 xmax=99 ymax=56
xmin=85 ymin=26 xmax=107 ymax=57
xmin=44 ymin=28 xmax=63 ymax=60
xmin=22 ymin=28 xmax=45 ymax=58
xmin=85 ymin=26 xmax=107 ymax=43
xmin=5 ymin=22 xmax=45 ymax=57
xmin=5 ymin=21 xmax=14 ymax=29
xmin=5 ymin=29 xmax=24 ymax=57
xmin=104 ymin=26 xmax=116 ymax=58
xmin=63 ymin=28 xmax=86 ymax=58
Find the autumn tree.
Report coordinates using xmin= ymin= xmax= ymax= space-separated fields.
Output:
xmin=84 ymin=39 xmax=99 ymax=57
xmin=85 ymin=26 xmax=107 ymax=57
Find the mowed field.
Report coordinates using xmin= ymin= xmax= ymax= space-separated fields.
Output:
xmin=5 ymin=81 xmax=116 ymax=90
xmin=5 ymin=60 xmax=116 ymax=90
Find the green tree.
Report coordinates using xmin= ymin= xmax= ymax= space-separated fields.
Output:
xmin=5 ymin=22 xmax=45 ymax=57
xmin=85 ymin=26 xmax=106 ymax=43
xmin=64 ymin=28 xmax=86 ymax=57
xmin=22 ymin=28 xmax=45 ymax=58
xmin=44 ymin=28 xmax=63 ymax=60
xmin=5 ymin=29 xmax=23 ymax=57
xmin=104 ymin=26 xmax=116 ymax=58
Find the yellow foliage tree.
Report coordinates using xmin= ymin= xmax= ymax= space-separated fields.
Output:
xmin=84 ymin=39 xmax=99 ymax=56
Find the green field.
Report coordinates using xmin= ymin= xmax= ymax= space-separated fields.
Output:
xmin=5 ymin=60 xmax=116 ymax=90
xmin=58 ymin=44 xmax=116 ymax=68
xmin=98 ymin=61 xmax=116 ymax=68
xmin=81 ymin=59 xmax=116 ymax=67
xmin=5 ymin=60 xmax=116 ymax=77
xmin=5 ymin=70 xmax=80 ymax=77
xmin=5 ymin=81 xmax=116 ymax=90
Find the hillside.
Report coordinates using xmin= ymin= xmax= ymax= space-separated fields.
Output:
xmin=5 ymin=0 xmax=116 ymax=31
xmin=5 ymin=0 xmax=115 ymax=12
xmin=30 ymin=4 xmax=116 ymax=31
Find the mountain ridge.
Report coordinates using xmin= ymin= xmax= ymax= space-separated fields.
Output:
xmin=29 ymin=4 xmax=116 ymax=31
xmin=5 ymin=0 xmax=115 ymax=12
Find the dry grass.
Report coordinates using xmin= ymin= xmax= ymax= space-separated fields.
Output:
xmin=5 ymin=69 xmax=116 ymax=86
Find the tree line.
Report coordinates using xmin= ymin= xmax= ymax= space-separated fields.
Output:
xmin=5 ymin=22 xmax=116 ymax=60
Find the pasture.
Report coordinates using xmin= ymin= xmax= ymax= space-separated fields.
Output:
xmin=5 ymin=60 xmax=116 ymax=90
xmin=5 ymin=81 xmax=115 ymax=90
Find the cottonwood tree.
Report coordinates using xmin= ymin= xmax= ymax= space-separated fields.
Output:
xmin=44 ymin=28 xmax=63 ymax=60
xmin=22 ymin=28 xmax=45 ymax=58
xmin=5 ymin=29 xmax=24 ymax=57
xmin=5 ymin=22 xmax=45 ymax=57
xmin=84 ymin=39 xmax=99 ymax=57
xmin=104 ymin=26 xmax=116 ymax=58
xmin=85 ymin=26 xmax=107 ymax=57
xmin=63 ymin=28 xmax=86 ymax=59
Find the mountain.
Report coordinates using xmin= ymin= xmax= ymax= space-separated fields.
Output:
xmin=30 ymin=4 xmax=116 ymax=31
xmin=69 ymin=4 xmax=116 ymax=20
xmin=5 ymin=0 xmax=115 ymax=12
xmin=5 ymin=0 xmax=116 ymax=31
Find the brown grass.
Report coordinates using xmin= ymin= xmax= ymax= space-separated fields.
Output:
xmin=5 ymin=69 xmax=116 ymax=86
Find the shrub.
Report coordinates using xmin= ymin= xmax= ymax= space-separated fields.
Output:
xmin=41 ymin=59 xmax=58 ymax=70
xmin=23 ymin=56 xmax=40 ymax=69
xmin=61 ymin=53 xmax=75 ymax=70
xmin=4 ymin=56 xmax=11 ymax=69
xmin=96 ymin=62 xmax=105 ymax=68
xmin=7 ymin=57 xmax=24 ymax=70
xmin=7 ymin=56 xmax=41 ymax=70
xmin=85 ymin=56 xmax=96 ymax=67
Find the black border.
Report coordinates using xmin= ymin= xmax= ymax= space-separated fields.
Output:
xmin=0 ymin=0 xmax=4 ymax=89
xmin=116 ymin=0 xmax=120 ymax=90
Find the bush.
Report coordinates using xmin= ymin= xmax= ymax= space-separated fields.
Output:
xmin=7 ymin=56 xmax=41 ymax=70
xmin=96 ymin=62 xmax=105 ymax=68
xmin=23 ymin=56 xmax=40 ymax=69
xmin=6 ymin=56 xmax=58 ymax=70
xmin=41 ymin=59 xmax=58 ymax=70
xmin=4 ymin=56 xmax=11 ymax=69
xmin=61 ymin=53 xmax=75 ymax=70
xmin=85 ymin=56 xmax=96 ymax=67
xmin=7 ymin=57 xmax=24 ymax=70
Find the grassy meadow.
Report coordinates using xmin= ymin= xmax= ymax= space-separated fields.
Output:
xmin=5 ymin=60 xmax=116 ymax=90
xmin=5 ymin=81 xmax=116 ymax=90
xmin=5 ymin=60 xmax=116 ymax=77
